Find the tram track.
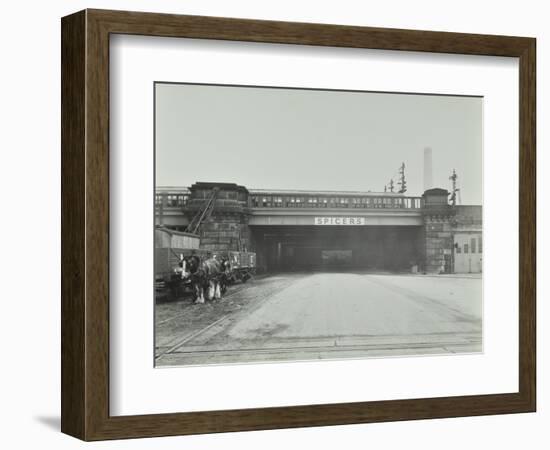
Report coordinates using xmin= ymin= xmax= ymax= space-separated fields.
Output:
xmin=155 ymin=275 xmax=302 ymax=362
xmin=156 ymin=314 xmax=231 ymax=362
xmin=155 ymin=282 xmax=251 ymax=326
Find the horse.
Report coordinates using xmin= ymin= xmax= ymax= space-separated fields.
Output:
xmin=218 ymin=256 xmax=232 ymax=294
xmin=178 ymin=254 xmax=223 ymax=304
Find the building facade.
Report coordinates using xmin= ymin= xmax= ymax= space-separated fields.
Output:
xmin=155 ymin=182 xmax=482 ymax=274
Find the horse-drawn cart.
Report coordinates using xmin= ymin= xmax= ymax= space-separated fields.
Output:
xmin=155 ymin=228 xmax=256 ymax=301
xmin=155 ymin=228 xmax=201 ymax=301
xmin=215 ymin=251 xmax=256 ymax=284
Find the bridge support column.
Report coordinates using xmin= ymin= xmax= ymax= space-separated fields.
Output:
xmin=422 ymin=188 xmax=456 ymax=274
xmin=184 ymin=182 xmax=252 ymax=253
xmin=200 ymin=213 xmax=252 ymax=252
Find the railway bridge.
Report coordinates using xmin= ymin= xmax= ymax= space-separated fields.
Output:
xmin=156 ymin=182 xmax=482 ymax=274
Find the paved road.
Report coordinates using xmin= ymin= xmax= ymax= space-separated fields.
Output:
xmin=157 ymin=272 xmax=482 ymax=366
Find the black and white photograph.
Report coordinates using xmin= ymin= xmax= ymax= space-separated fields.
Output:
xmin=154 ymin=82 xmax=483 ymax=367
xmin=4 ymin=0 xmax=542 ymax=446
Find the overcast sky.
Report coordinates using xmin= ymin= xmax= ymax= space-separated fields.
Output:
xmin=155 ymin=83 xmax=482 ymax=204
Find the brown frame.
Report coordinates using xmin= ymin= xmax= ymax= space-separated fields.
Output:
xmin=61 ymin=9 xmax=536 ymax=441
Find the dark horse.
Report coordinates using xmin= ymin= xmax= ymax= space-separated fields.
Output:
xmin=178 ymin=254 xmax=224 ymax=303
xmin=218 ymin=257 xmax=232 ymax=294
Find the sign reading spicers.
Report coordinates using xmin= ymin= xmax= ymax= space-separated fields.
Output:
xmin=314 ymin=217 xmax=367 ymax=226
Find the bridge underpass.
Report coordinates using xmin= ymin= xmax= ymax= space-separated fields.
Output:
xmin=251 ymin=225 xmax=424 ymax=272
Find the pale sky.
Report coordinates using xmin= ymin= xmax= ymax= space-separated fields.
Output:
xmin=155 ymin=83 xmax=482 ymax=204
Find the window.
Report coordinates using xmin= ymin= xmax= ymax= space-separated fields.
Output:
xmin=167 ymin=194 xmax=180 ymax=207
xmin=166 ymin=194 xmax=186 ymax=207
xmin=155 ymin=194 xmax=163 ymax=205
xmin=456 ymin=245 xmax=461 ymax=254
xmin=470 ymin=237 xmax=476 ymax=253
xmin=464 ymin=243 xmax=469 ymax=253
xmin=282 ymin=196 xmax=290 ymax=207
xmin=340 ymin=198 xmax=349 ymax=207
xmin=478 ymin=236 xmax=483 ymax=253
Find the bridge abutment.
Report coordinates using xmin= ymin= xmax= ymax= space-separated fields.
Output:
xmin=184 ymin=183 xmax=253 ymax=252
xmin=422 ymin=188 xmax=456 ymax=274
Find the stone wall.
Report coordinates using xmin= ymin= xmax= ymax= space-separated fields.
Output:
xmin=199 ymin=213 xmax=252 ymax=252
xmin=423 ymin=216 xmax=454 ymax=273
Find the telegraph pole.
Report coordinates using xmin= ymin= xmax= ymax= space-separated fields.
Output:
xmin=449 ymin=169 xmax=459 ymax=206
xmin=398 ymin=162 xmax=407 ymax=193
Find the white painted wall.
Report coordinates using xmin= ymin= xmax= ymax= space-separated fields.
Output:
xmin=0 ymin=1 xmax=547 ymax=449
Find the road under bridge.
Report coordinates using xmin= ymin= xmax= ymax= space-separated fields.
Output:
xmin=155 ymin=271 xmax=482 ymax=366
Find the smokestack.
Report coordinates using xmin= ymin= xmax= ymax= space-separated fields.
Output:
xmin=423 ymin=147 xmax=433 ymax=191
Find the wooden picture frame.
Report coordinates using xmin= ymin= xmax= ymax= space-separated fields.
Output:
xmin=61 ymin=9 xmax=536 ymax=441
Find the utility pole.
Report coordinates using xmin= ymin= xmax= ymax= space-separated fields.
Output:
xmin=398 ymin=162 xmax=407 ymax=193
xmin=449 ymin=169 xmax=459 ymax=206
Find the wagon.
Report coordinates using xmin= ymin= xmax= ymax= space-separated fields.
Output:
xmin=155 ymin=228 xmax=257 ymax=300
xmin=215 ymin=251 xmax=257 ymax=284
xmin=155 ymin=249 xmax=256 ymax=301
xmin=155 ymin=227 xmax=202 ymax=301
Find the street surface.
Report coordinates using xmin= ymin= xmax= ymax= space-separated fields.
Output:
xmin=155 ymin=272 xmax=482 ymax=366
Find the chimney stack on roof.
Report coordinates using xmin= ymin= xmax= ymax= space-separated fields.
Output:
xmin=423 ymin=147 xmax=433 ymax=192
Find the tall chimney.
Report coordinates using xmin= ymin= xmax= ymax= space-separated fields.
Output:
xmin=423 ymin=147 xmax=433 ymax=191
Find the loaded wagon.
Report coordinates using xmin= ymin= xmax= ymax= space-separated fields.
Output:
xmin=155 ymin=228 xmax=202 ymax=301
xmin=213 ymin=251 xmax=256 ymax=284
xmin=155 ymin=227 xmax=256 ymax=301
